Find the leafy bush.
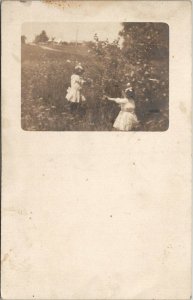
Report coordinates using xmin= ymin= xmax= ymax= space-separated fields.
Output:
xmin=88 ymin=28 xmax=169 ymax=130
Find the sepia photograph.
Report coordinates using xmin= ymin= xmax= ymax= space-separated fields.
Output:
xmin=21 ymin=22 xmax=169 ymax=131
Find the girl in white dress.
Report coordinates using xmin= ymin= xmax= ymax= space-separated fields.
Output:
xmin=104 ymin=85 xmax=139 ymax=131
xmin=66 ymin=65 xmax=86 ymax=103
xmin=66 ymin=64 xmax=86 ymax=114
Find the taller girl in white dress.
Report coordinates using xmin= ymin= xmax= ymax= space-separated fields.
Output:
xmin=104 ymin=84 xmax=139 ymax=131
xmin=66 ymin=64 xmax=86 ymax=103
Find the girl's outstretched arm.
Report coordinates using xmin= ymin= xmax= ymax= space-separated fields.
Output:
xmin=106 ymin=97 xmax=117 ymax=102
xmin=105 ymin=96 xmax=128 ymax=104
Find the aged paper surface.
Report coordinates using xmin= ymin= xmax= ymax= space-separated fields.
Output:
xmin=1 ymin=0 xmax=192 ymax=299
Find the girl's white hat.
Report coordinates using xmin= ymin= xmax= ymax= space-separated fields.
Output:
xmin=75 ymin=63 xmax=84 ymax=70
xmin=125 ymin=83 xmax=133 ymax=92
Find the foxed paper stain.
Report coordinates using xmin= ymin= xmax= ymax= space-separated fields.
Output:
xmin=42 ymin=0 xmax=79 ymax=9
xmin=161 ymin=244 xmax=173 ymax=265
xmin=1 ymin=253 xmax=10 ymax=265
xmin=4 ymin=207 xmax=28 ymax=216
xmin=2 ymin=249 xmax=13 ymax=268
xmin=42 ymin=0 xmax=115 ymax=14
xmin=20 ymin=0 xmax=32 ymax=6
xmin=179 ymin=102 xmax=187 ymax=114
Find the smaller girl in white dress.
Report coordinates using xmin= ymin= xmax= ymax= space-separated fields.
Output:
xmin=66 ymin=64 xmax=86 ymax=104
xmin=104 ymin=84 xmax=139 ymax=131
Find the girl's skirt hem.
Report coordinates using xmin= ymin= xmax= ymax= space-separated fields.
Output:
xmin=66 ymin=87 xmax=86 ymax=103
xmin=113 ymin=111 xmax=138 ymax=131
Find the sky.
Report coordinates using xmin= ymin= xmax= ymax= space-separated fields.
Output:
xmin=22 ymin=22 xmax=123 ymax=43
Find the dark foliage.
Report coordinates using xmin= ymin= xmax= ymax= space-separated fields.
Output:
xmin=34 ymin=30 xmax=49 ymax=44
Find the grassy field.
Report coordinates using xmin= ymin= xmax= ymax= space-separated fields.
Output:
xmin=21 ymin=44 xmax=169 ymax=131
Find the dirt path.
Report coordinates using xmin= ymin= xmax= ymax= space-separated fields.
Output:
xmin=39 ymin=45 xmax=64 ymax=53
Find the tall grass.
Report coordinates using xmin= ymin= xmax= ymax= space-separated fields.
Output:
xmin=21 ymin=44 xmax=168 ymax=131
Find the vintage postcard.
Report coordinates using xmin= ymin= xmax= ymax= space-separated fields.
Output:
xmin=1 ymin=0 xmax=192 ymax=299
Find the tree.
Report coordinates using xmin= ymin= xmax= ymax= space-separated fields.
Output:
xmin=21 ymin=35 xmax=27 ymax=44
xmin=118 ymin=22 xmax=169 ymax=127
xmin=89 ymin=34 xmax=124 ymax=97
xmin=89 ymin=27 xmax=169 ymax=130
xmin=34 ymin=30 xmax=49 ymax=44
xmin=119 ymin=23 xmax=169 ymax=61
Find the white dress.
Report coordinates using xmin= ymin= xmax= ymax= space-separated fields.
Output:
xmin=66 ymin=74 xmax=86 ymax=103
xmin=113 ymin=98 xmax=138 ymax=131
